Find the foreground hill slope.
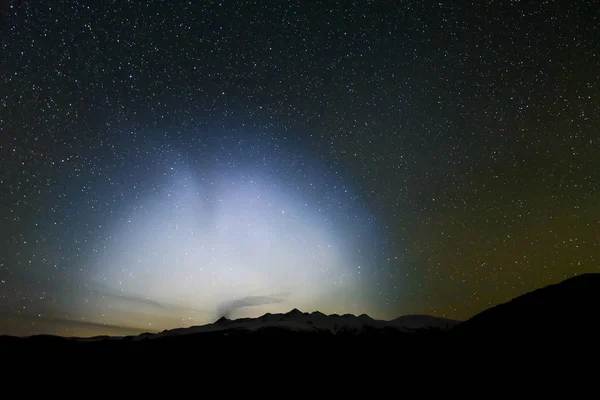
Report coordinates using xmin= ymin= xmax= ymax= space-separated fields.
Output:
xmin=452 ymin=273 xmax=600 ymax=338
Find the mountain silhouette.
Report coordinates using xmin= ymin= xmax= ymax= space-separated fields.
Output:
xmin=2 ymin=274 xmax=598 ymax=356
xmin=155 ymin=309 xmax=457 ymax=338
xmin=452 ymin=273 xmax=600 ymax=338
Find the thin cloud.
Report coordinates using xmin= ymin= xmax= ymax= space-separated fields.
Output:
xmin=88 ymin=281 xmax=211 ymax=316
xmin=0 ymin=310 xmax=153 ymax=336
xmin=217 ymin=293 xmax=289 ymax=319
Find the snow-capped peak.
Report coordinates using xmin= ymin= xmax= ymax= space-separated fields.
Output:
xmin=150 ymin=309 xmax=459 ymax=339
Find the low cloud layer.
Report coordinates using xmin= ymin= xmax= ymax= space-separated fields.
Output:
xmin=216 ymin=293 xmax=289 ymax=320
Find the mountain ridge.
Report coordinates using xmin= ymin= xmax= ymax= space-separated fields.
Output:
xmin=452 ymin=272 xmax=600 ymax=338
xmin=153 ymin=309 xmax=459 ymax=339
xmin=2 ymin=273 xmax=599 ymax=346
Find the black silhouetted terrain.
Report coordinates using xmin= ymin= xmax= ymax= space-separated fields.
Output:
xmin=1 ymin=273 xmax=598 ymax=356
xmin=0 ymin=309 xmax=456 ymax=354
xmin=451 ymin=273 xmax=600 ymax=339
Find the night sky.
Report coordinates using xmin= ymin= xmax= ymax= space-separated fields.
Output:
xmin=1 ymin=0 xmax=598 ymax=337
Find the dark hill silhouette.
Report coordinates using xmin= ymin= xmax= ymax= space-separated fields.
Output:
xmin=451 ymin=273 xmax=600 ymax=339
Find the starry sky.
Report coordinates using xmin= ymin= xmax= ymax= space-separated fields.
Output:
xmin=1 ymin=0 xmax=598 ymax=337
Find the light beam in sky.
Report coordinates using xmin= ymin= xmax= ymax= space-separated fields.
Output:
xmin=81 ymin=153 xmax=384 ymax=332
